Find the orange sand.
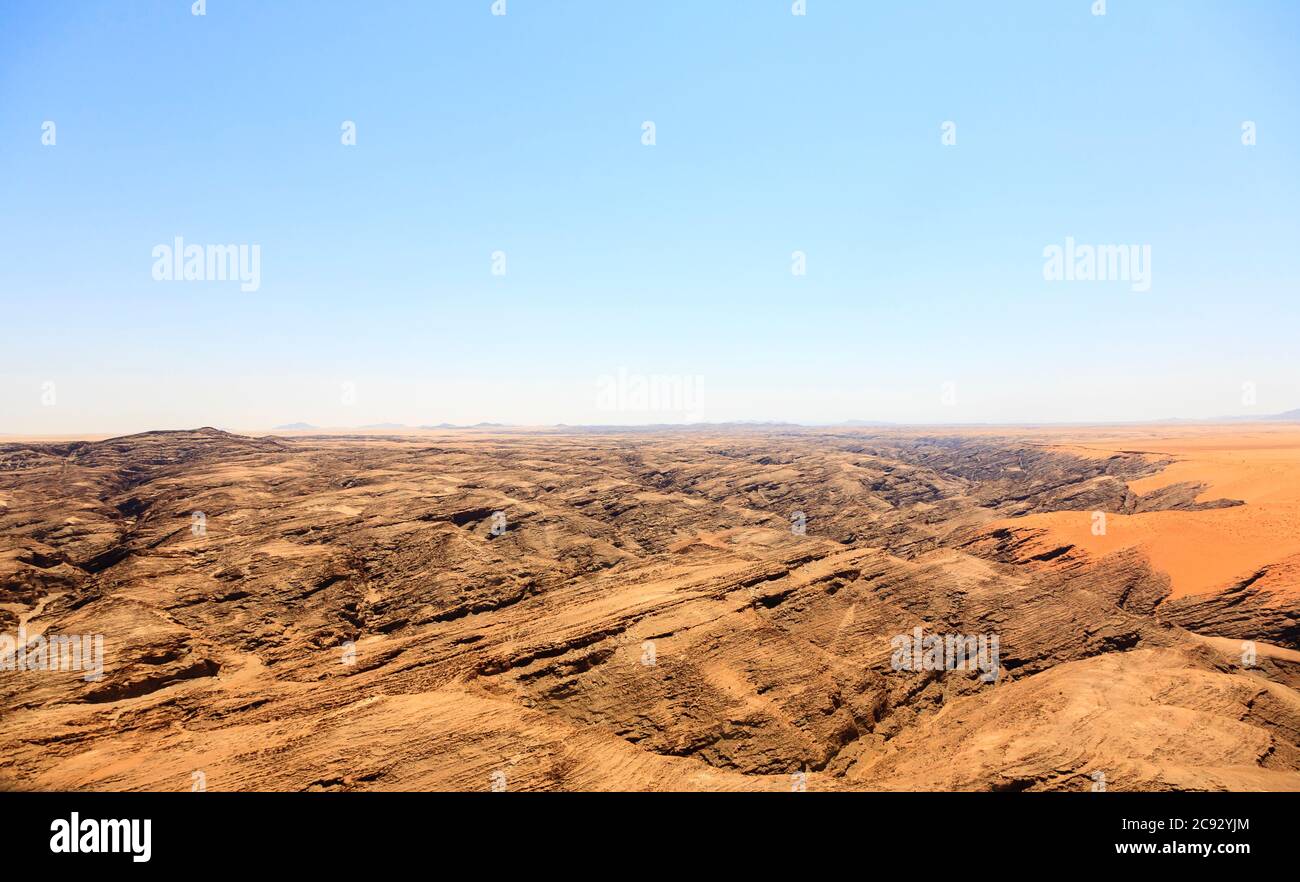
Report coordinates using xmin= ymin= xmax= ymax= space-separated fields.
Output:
xmin=997 ymin=426 xmax=1300 ymax=599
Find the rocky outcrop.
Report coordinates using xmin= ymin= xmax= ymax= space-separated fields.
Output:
xmin=0 ymin=428 xmax=1295 ymax=792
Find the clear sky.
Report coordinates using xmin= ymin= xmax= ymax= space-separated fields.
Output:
xmin=2 ymin=0 xmax=1298 ymax=433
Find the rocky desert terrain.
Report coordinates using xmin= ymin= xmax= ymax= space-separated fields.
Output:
xmin=1 ymin=425 xmax=1298 ymax=791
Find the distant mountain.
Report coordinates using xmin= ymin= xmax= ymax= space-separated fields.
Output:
xmin=275 ymin=412 xmax=1297 ymax=433
xmin=416 ymin=422 xmax=510 ymax=430
xmin=1190 ymin=408 xmax=1300 ymax=423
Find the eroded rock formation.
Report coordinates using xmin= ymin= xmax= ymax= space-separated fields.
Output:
xmin=0 ymin=427 xmax=1296 ymax=791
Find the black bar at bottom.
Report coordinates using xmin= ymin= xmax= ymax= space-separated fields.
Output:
xmin=1 ymin=791 xmax=1283 ymax=868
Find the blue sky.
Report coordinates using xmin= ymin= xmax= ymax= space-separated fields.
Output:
xmin=2 ymin=0 xmax=1297 ymax=433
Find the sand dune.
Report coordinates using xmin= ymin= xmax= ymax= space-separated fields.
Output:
xmin=991 ymin=427 xmax=1300 ymax=601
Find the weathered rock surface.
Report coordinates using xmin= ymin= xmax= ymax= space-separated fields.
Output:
xmin=0 ymin=427 xmax=1296 ymax=791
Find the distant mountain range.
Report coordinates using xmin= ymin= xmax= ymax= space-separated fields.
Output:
xmin=271 ymin=421 xmax=509 ymax=431
xmin=267 ymin=411 xmax=1299 ymax=432
xmin=418 ymin=422 xmax=506 ymax=429
xmin=1159 ymin=408 xmax=1300 ymax=424
xmin=1260 ymin=408 xmax=1300 ymax=421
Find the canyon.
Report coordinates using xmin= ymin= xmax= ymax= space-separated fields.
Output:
xmin=0 ymin=424 xmax=1297 ymax=791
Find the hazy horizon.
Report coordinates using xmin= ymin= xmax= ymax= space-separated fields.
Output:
xmin=3 ymin=0 xmax=1298 ymax=433
xmin=6 ymin=407 xmax=1300 ymax=440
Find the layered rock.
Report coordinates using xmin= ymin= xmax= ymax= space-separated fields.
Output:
xmin=0 ymin=427 xmax=1295 ymax=791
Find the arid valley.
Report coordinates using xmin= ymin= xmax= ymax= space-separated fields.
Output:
xmin=2 ymin=424 xmax=1298 ymax=792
